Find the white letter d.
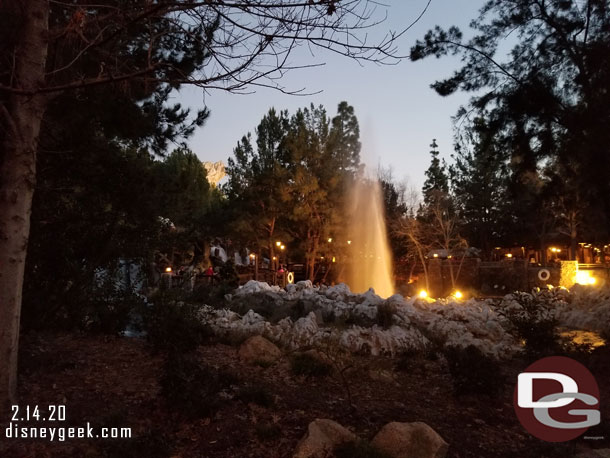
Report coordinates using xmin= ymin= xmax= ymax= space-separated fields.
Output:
xmin=518 ymin=372 xmax=578 ymax=408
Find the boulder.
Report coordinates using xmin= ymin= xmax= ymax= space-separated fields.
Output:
xmin=371 ymin=422 xmax=448 ymax=458
xmin=293 ymin=419 xmax=357 ymax=458
xmin=238 ymin=335 xmax=281 ymax=365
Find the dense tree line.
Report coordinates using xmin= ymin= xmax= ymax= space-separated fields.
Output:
xmin=410 ymin=0 xmax=610 ymax=262
xmin=225 ymin=102 xmax=362 ymax=281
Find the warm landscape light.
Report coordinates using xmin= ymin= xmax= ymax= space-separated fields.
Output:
xmin=575 ymin=271 xmax=596 ymax=285
xmin=454 ymin=291 xmax=463 ymax=299
xmin=433 ymin=253 xmax=439 ymax=258
xmin=165 ymin=266 xmax=172 ymax=273
xmin=347 ymin=240 xmax=352 ymax=245
xmin=419 ymin=290 xmax=428 ymax=298
xmin=280 ymin=245 xmax=285 ymax=250
xmin=276 ymin=241 xmax=281 ymax=247
xmin=332 ymin=256 xmax=336 ymax=263
xmin=328 ymin=237 xmax=333 ymax=243
xmin=249 ymin=253 xmax=256 ymax=259
xmin=506 ymin=253 xmax=513 ymax=258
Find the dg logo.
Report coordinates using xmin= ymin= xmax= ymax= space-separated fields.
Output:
xmin=514 ymin=356 xmax=601 ymax=442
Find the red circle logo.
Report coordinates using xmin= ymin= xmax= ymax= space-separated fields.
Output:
xmin=513 ymin=356 xmax=600 ymax=442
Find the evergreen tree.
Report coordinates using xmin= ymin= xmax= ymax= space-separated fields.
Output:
xmin=419 ymin=139 xmax=452 ymax=223
xmin=410 ymin=0 xmax=610 ymax=249
xmin=225 ymin=108 xmax=292 ymax=260
xmin=422 ymin=139 xmax=449 ymax=204
xmin=450 ymin=119 xmax=509 ymax=259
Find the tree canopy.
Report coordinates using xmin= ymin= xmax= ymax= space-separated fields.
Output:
xmin=411 ymin=0 xmax=610 ymax=252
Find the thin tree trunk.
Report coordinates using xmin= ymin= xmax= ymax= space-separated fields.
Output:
xmin=0 ymin=0 xmax=49 ymax=409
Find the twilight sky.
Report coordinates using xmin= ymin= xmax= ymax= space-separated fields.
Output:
xmin=177 ymin=0 xmax=487 ymax=191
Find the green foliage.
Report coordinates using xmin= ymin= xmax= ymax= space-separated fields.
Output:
xmin=450 ymin=119 xmax=509 ymax=259
xmin=145 ymin=294 xmax=213 ymax=353
xmin=290 ymin=352 xmax=332 ymax=377
xmin=161 ymin=353 xmax=238 ymax=418
xmin=411 ymin=0 xmax=610 ymax=244
xmin=157 ymin=148 xmax=210 ymax=212
xmin=443 ymin=345 xmax=503 ymax=397
xmin=83 ymin=291 xmax=146 ymax=336
xmin=422 ymin=139 xmax=449 ymax=203
xmin=334 ymin=441 xmax=391 ymax=458
xmin=498 ymin=291 xmax=559 ymax=358
xmin=225 ymin=102 xmax=362 ymax=280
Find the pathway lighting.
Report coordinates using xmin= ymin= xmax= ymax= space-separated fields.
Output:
xmin=575 ymin=271 xmax=596 ymax=285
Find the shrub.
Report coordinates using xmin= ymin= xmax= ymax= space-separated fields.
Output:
xmin=144 ymin=295 xmax=212 ymax=353
xmin=290 ymin=352 xmax=332 ymax=377
xmin=161 ymin=353 xmax=238 ymax=418
xmin=83 ymin=291 xmax=147 ymax=335
xmin=498 ymin=291 xmax=560 ymax=358
xmin=334 ymin=441 xmax=391 ymax=458
xmin=443 ymin=345 xmax=504 ymax=397
xmin=189 ymin=283 xmax=232 ymax=308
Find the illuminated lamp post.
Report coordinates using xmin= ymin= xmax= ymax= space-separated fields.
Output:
xmin=249 ymin=253 xmax=258 ymax=281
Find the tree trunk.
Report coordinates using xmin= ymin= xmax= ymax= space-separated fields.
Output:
xmin=306 ymin=236 xmax=319 ymax=282
xmin=0 ymin=0 xmax=49 ymax=409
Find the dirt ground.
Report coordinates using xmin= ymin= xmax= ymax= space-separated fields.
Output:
xmin=1 ymin=332 xmax=608 ymax=458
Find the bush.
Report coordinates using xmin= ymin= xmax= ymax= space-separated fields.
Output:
xmin=189 ymin=283 xmax=232 ymax=308
xmin=443 ymin=345 xmax=504 ymax=397
xmin=334 ymin=441 xmax=391 ymax=458
xmin=290 ymin=352 xmax=332 ymax=377
xmin=498 ymin=291 xmax=559 ymax=358
xmin=145 ymin=294 xmax=212 ymax=353
xmin=83 ymin=291 xmax=147 ymax=335
xmin=161 ymin=353 xmax=238 ymax=418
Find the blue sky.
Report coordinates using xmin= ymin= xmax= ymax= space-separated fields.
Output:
xmin=177 ymin=0 xmax=487 ymax=191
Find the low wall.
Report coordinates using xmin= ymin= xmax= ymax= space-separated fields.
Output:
xmin=423 ymin=259 xmax=581 ymax=296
